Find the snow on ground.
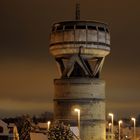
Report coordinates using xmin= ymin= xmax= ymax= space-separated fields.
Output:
xmin=30 ymin=132 xmax=48 ymax=140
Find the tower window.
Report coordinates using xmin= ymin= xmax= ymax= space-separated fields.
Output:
xmin=75 ymin=25 xmax=86 ymax=29
xmin=98 ymin=27 xmax=105 ymax=32
xmin=65 ymin=25 xmax=74 ymax=30
xmin=106 ymin=28 xmax=109 ymax=33
xmin=56 ymin=25 xmax=63 ymax=31
xmin=87 ymin=26 xmax=96 ymax=30
xmin=52 ymin=27 xmax=56 ymax=32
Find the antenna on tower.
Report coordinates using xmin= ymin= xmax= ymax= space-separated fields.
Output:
xmin=75 ymin=0 xmax=80 ymax=20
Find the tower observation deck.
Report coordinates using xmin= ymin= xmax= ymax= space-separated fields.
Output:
xmin=50 ymin=20 xmax=110 ymax=78
xmin=49 ymin=4 xmax=110 ymax=140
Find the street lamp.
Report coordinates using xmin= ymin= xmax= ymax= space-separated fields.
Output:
xmin=47 ymin=121 xmax=51 ymax=130
xmin=118 ymin=120 xmax=123 ymax=140
xmin=131 ymin=117 xmax=136 ymax=140
xmin=109 ymin=113 xmax=114 ymax=139
xmin=74 ymin=108 xmax=80 ymax=139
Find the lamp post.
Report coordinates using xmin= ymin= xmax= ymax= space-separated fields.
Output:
xmin=74 ymin=108 xmax=80 ymax=139
xmin=109 ymin=113 xmax=114 ymax=139
xmin=131 ymin=117 xmax=136 ymax=140
xmin=118 ymin=120 xmax=123 ymax=140
xmin=47 ymin=121 xmax=51 ymax=130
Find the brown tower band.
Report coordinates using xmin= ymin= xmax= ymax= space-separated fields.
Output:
xmin=49 ymin=20 xmax=110 ymax=140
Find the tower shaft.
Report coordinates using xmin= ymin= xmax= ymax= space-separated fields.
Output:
xmin=54 ymin=78 xmax=106 ymax=140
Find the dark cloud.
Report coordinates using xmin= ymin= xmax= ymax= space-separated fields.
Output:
xmin=0 ymin=0 xmax=140 ymax=117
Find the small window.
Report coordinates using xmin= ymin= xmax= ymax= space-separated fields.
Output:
xmin=76 ymin=25 xmax=86 ymax=29
xmin=88 ymin=26 xmax=96 ymax=30
xmin=56 ymin=25 xmax=63 ymax=31
xmin=106 ymin=28 xmax=109 ymax=33
xmin=65 ymin=25 xmax=74 ymax=30
xmin=98 ymin=27 xmax=105 ymax=32
xmin=52 ymin=27 xmax=56 ymax=32
xmin=0 ymin=126 xmax=3 ymax=133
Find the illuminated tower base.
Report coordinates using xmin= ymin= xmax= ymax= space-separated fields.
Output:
xmin=49 ymin=21 xmax=110 ymax=140
xmin=54 ymin=78 xmax=106 ymax=140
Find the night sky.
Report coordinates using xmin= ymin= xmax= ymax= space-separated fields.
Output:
xmin=0 ymin=0 xmax=140 ymax=118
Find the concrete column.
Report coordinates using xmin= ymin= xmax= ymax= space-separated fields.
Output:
xmin=54 ymin=78 xmax=106 ymax=140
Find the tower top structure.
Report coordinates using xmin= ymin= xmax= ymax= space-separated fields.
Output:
xmin=49 ymin=20 xmax=110 ymax=78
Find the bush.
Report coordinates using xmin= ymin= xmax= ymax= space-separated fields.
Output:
xmin=48 ymin=121 xmax=74 ymax=140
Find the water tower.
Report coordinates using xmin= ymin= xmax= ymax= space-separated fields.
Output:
xmin=49 ymin=1 xmax=110 ymax=140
